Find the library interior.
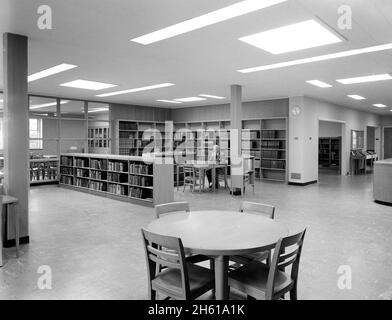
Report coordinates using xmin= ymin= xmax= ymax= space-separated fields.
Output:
xmin=1 ymin=0 xmax=392 ymax=300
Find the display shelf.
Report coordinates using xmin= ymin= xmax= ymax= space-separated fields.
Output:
xmin=242 ymin=118 xmax=287 ymax=182
xmin=60 ymin=153 xmax=173 ymax=207
xmin=319 ymin=137 xmax=341 ymax=170
xmin=29 ymin=158 xmax=60 ymax=185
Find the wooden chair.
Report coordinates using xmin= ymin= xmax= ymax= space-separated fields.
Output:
xmin=154 ymin=201 xmax=190 ymax=219
xmin=228 ymin=229 xmax=306 ymax=300
xmin=230 ymin=202 xmax=276 ymax=268
xmin=183 ymin=165 xmax=204 ymax=192
xmin=240 ymin=201 xmax=275 ymax=219
xmin=153 ymin=201 xmax=212 ymax=265
xmin=141 ymin=228 xmax=215 ymax=300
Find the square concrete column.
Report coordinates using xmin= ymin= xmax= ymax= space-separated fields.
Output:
xmin=3 ymin=33 xmax=29 ymax=246
xmin=230 ymin=85 xmax=243 ymax=191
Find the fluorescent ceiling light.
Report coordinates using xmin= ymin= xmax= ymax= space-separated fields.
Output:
xmin=336 ymin=74 xmax=392 ymax=85
xmin=60 ymin=80 xmax=117 ymax=91
xmin=373 ymin=104 xmax=387 ymax=108
xmin=347 ymin=95 xmax=366 ymax=100
xmin=306 ymin=80 xmax=332 ymax=88
xmin=28 ymin=64 xmax=77 ymax=82
xmin=30 ymin=100 xmax=69 ymax=110
xmin=96 ymin=83 xmax=175 ymax=97
xmin=239 ymin=20 xmax=342 ymax=54
xmin=131 ymin=0 xmax=288 ymax=45
xmin=157 ymin=99 xmax=182 ymax=104
xmin=199 ymin=94 xmax=225 ymax=99
xmin=238 ymin=43 xmax=392 ymax=73
xmin=88 ymin=107 xmax=109 ymax=113
xmin=175 ymin=97 xmax=207 ymax=102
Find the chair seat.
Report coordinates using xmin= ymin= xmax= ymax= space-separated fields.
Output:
xmin=152 ymin=263 xmax=215 ymax=299
xmin=230 ymin=251 xmax=269 ymax=265
xmin=228 ymin=261 xmax=293 ymax=299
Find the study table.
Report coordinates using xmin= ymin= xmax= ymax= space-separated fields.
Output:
xmin=0 ymin=195 xmax=20 ymax=267
xmin=176 ymin=161 xmax=228 ymax=192
xmin=146 ymin=210 xmax=289 ymax=300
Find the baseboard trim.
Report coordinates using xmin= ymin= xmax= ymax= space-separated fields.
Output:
xmin=288 ymin=180 xmax=318 ymax=186
xmin=3 ymin=236 xmax=30 ymax=248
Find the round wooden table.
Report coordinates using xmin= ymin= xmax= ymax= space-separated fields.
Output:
xmin=146 ymin=210 xmax=289 ymax=300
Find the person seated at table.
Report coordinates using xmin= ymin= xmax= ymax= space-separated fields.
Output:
xmin=206 ymin=144 xmax=222 ymax=189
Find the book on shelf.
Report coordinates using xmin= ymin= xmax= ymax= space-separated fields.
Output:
xmin=129 ymin=163 xmax=152 ymax=175
xmin=75 ymin=178 xmax=89 ymax=188
xmin=108 ymin=183 xmax=127 ymax=196
xmin=74 ymin=158 xmax=88 ymax=168
xmin=108 ymin=161 xmax=127 ymax=172
xmin=90 ymin=159 xmax=108 ymax=170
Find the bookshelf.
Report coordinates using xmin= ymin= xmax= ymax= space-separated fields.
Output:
xmin=29 ymin=158 xmax=59 ymax=185
xmin=242 ymin=118 xmax=287 ymax=182
xmin=60 ymin=153 xmax=173 ymax=207
xmin=319 ymin=137 xmax=341 ymax=170
xmin=172 ymin=120 xmax=231 ymax=186
xmin=117 ymin=120 xmax=168 ymax=157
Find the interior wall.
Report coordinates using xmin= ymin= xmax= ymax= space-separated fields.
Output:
xmin=289 ymin=96 xmax=381 ymax=183
xmin=319 ymin=121 xmax=343 ymax=138
xmin=171 ymin=98 xmax=289 ymax=123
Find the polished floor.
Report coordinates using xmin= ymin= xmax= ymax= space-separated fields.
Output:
xmin=1 ymin=173 xmax=392 ymax=300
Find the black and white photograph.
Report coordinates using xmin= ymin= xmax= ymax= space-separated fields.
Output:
xmin=1 ymin=0 xmax=392 ymax=306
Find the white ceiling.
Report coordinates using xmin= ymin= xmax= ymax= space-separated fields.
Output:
xmin=1 ymin=0 xmax=392 ymax=115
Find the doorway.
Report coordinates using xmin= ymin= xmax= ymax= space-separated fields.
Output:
xmin=384 ymin=127 xmax=392 ymax=159
xmin=318 ymin=120 xmax=343 ymax=175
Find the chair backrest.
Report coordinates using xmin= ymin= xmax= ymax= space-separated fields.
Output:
xmin=154 ymin=201 xmax=190 ymax=219
xmin=266 ymin=229 xmax=307 ymax=299
xmin=240 ymin=201 xmax=275 ymax=220
xmin=141 ymin=228 xmax=190 ymax=298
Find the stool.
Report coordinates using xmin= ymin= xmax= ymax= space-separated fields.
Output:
xmin=0 ymin=195 xmax=19 ymax=267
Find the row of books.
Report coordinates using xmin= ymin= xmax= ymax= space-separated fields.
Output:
xmin=60 ymin=176 xmax=73 ymax=185
xmin=108 ymin=172 xmax=128 ymax=183
xmin=261 ymin=130 xmax=284 ymax=139
xmin=30 ymin=169 xmax=58 ymax=181
xmin=90 ymin=170 xmax=105 ymax=180
xmin=129 ymin=163 xmax=152 ymax=175
xmin=108 ymin=184 xmax=127 ymax=196
xmin=61 ymin=167 xmax=73 ymax=175
xmin=260 ymin=150 xmax=284 ymax=159
xmin=130 ymin=187 xmax=152 ymax=200
xmin=261 ymin=141 xmax=283 ymax=149
xmin=75 ymin=158 xmax=88 ymax=168
xmin=129 ymin=175 xmax=153 ymax=187
xmin=75 ymin=178 xmax=89 ymax=188
xmin=90 ymin=181 xmax=106 ymax=191
xmin=61 ymin=156 xmax=73 ymax=166
xmin=260 ymin=159 xmax=286 ymax=169
xmin=108 ymin=161 xmax=127 ymax=172
xmin=76 ymin=168 xmax=89 ymax=178
xmin=90 ymin=159 xmax=108 ymax=170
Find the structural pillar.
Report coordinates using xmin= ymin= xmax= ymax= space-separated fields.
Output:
xmin=3 ymin=33 xmax=29 ymax=246
xmin=230 ymin=85 xmax=243 ymax=192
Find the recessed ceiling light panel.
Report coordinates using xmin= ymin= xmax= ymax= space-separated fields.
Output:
xmin=238 ymin=43 xmax=392 ymax=73
xmin=336 ymin=74 xmax=392 ymax=85
xmin=306 ymin=80 xmax=332 ymax=88
xmin=28 ymin=64 xmax=78 ymax=82
xmin=239 ymin=19 xmax=342 ymax=54
xmin=157 ymin=99 xmax=182 ymax=104
xmin=373 ymin=104 xmax=387 ymax=108
xmin=175 ymin=97 xmax=207 ymax=102
xmin=347 ymin=95 xmax=366 ymax=100
xmin=60 ymin=80 xmax=117 ymax=91
xmin=199 ymin=94 xmax=225 ymax=99
xmin=96 ymin=83 xmax=175 ymax=97
xmin=131 ymin=0 xmax=288 ymax=45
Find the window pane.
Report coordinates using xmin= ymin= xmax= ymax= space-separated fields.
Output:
xmin=29 ymin=96 xmax=57 ymax=118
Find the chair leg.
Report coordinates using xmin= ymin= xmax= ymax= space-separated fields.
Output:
xmin=209 ymin=259 xmax=215 ymax=297
xmin=290 ymin=285 xmax=298 ymax=300
xmin=149 ymin=288 xmax=156 ymax=300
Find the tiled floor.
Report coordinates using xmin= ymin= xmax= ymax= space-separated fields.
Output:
xmin=1 ymin=173 xmax=392 ymax=300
